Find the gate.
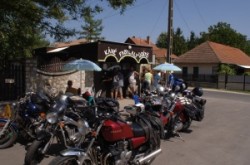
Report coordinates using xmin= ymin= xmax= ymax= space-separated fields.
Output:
xmin=0 ymin=60 xmax=26 ymax=101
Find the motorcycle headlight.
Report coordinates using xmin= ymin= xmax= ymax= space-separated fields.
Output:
xmin=46 ymin=112 xmax=58 ymax=124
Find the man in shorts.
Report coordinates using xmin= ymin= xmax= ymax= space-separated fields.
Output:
xmin=127 ymin=67 xmax=139 ymax=97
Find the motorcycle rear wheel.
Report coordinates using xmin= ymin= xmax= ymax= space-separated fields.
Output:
xmin=24 ymin=140 xmax=47 ymax=165
xmin=49 ymin=156 xmax=93 ymax=165
xmin=0 ymin=121 xmax=18 ymax=148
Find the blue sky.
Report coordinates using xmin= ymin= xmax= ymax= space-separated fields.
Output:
xmin=64 ymin=0 xmax=250 ymax=44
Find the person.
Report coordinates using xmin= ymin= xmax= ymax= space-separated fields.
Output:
xmin=167 ymin=71 xmax=185 ymax=91
xmin=153 ymin=70 xmax=161 ymax=89
xmin=117 ymin=69 xmax=124 ymax=99
xmin=132 ymin=91 xmax=140 ymax=104
xmin=82 ymin=91 xmax=94 ymax=105
xmin=111 ymin=69 xmax=120 ymax=99
xmin=141 ymin=68 xmax=153 ymax=93
xmin=145 ymin=68 xmax=153 ymax=86
xmin=100 ymin=70 xmax=113 ymax=97
xmin=140 ymin=66 xmax=147 ymax=82
xmin=127 ymin=67 xmax=139 ymax=98
xmin=65 ymin=80 xmax=78 ymax=95
xmin=167 ymin=71 xmax=175 ymax=89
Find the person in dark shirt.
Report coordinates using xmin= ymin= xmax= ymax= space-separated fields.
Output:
xmin=100 ymin=70 xmax=113 ymax=97
xmin=167 ymin=71 xmax=175 ymax=89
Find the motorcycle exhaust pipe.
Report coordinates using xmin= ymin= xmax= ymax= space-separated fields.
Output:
xmin=137 ymin=148 xmax=162 ymax=165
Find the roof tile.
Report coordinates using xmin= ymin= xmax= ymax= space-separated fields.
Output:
xmin=125 ymin=36 xmax=178 ymax=59
xmin=174 ymin=41 xmax=250 ymax=65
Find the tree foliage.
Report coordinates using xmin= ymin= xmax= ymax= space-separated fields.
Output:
xmin=0 ymin=0 xmax=135 ymax=60
xmin=156 ymin=32 xmax=167 ymax=49
xmin=156 ymin=21 xmax=250 ymax=56
xmin=172 ymin=28 xmax=188 ymax=56
xmin=200 ymin=22 xmax=250 ymax=54
xmin=156 ymin=28 xmax=187 ymax=56
xmin=79 ymin=7 xmax=104 ymax=42
xmin=218 ymin=64 xmax=236 ymax=75
xmin=186 ymin=31 xmax=200 ymax=50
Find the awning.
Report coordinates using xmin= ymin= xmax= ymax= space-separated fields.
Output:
xmin=47 ymin=47 xmax=69 ymax=53
xmin=237 ymin=64 xmax=250 ymax=69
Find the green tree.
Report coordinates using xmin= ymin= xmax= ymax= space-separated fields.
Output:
xmin=172 ymin=28 xmax=188 ymax=56
xmin=156 ymin=27 xmax=187 ymax=56
xmin=79 ymin=7 xmax=104 ymax=42
xmin=156 ymin=32 xmax=167 ymax=48
xmin=245 ymin=40 xmax=250 ymax=56
xmin=187 ymin=31 xmax=200 ymax=50
xmin=200 ymin=22 xmax=250 ymax=55
xmin=218 ymin=64 xmax=236 ymax=75
xmin=0 ymin=0 xmax=135 ymax=60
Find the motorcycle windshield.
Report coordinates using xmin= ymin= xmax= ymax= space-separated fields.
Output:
xmin=49 ymin=95 xmax=69 ymax=116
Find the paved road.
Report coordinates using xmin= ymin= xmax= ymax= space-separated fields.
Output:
xmin=153 ymin=89 xmax=250 ymax=165
xmin=1 ymin=89 xmax=250 ymax=165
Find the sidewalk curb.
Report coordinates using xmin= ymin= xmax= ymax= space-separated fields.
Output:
xmin=202 ymin=88 xmax=250 ymax=95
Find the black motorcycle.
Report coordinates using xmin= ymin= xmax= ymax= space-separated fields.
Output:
xmin=0 ymin=91 xmax=52 ymax=149
xmin=24 ymin=94 xmax=89 ymax=165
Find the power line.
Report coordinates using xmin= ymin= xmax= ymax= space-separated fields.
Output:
xmin=192 ymin=0 xmax=208 ymax=30
xmin=174 ymin=0 xmax=192 ymax=34
xmin=149 ymin=0 xmax=168 ymax=38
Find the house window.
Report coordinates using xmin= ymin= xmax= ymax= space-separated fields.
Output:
xmin=193 ymin=67 xmax=199 ymax=79
xmin=212 ymin=66 xmax=218 ymax=74
xmin=182 ymin=67 xmax=188 ymax=79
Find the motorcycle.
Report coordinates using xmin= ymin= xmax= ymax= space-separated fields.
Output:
xmin=139 ymin=84 xmax=206 ymax=139
xmin=24 ymin=94 xmax=90 ymax=165
xmin=181 ymin=87 xmax=207 ymax=122
xmin=0 ymin=91 xmax=52 ymax=149
xmin=48 ymin=97 xmax=163 ymax=165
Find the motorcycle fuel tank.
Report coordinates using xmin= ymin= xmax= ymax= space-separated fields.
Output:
xmin=101 ymin=120 xmax=134 ymax=142
xmin=173 ymin=101 xmax=183 ymax=113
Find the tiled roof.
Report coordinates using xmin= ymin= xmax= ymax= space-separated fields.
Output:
xmin=174 ymin=41 xmax=250 ymax=65
xmin=125 ymin=37 xmax=158 ymax=49
xmin=125 ymin=36 xmax=178 ymax=59
xmin=154 ymin=48 xmax=178 ymax=59
xmin=49 ymin=39 xmax=88 ymax=48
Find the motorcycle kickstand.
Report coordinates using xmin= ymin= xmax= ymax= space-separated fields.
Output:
xmin=175 ymin=132 xmax=185 ymax=142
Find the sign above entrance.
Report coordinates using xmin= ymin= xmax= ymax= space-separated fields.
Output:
xmin=98 ymin=42 xmax=153 ymax=63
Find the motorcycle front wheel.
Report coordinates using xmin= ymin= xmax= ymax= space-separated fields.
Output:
xmin=49 ymin=156 xmax=93 ymax=165
xmin=0 ymin=120 xmax=18 ymax=148
xmin=181 ymin=118 xmax=192 ymax=132
xmin=24 ymin=140 xmax=47 ymax=165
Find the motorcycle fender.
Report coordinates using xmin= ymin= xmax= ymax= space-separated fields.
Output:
xmin=0 ymin=118 xmax=18 ymax=133
xmin=60 ymin=148 xmax=84 ymax=157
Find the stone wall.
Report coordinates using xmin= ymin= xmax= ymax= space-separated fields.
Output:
xmin=25 ymin=58 xmax=93 ymax=96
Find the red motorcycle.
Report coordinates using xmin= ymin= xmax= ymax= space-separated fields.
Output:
xmin=139 ymin=90 xmax=187 ymax=138
xmin=140 ymin=85 xmax=206 ymax=139
xmin=49 ymin=98 xmax=163 ymax=165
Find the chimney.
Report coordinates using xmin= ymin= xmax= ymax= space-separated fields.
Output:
xmin=146 ymin=36 xmax=150 ymax=44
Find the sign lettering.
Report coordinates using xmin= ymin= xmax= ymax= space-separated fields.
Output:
xmin=103 ymin=47 xmax=149 ymax=62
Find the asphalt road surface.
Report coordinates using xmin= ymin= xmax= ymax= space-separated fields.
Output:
xmin=1 ymin=89 xmax=250 ymax=165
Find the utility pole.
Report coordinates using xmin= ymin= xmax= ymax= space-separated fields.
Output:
xmin=167 ymin=0 xmax=173 ymax=63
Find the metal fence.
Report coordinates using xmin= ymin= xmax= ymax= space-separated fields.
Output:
xmin=0 ymin=60 xmax=25 ymax=101
xmin=176 ymin=73 xmax=250 ymax=91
